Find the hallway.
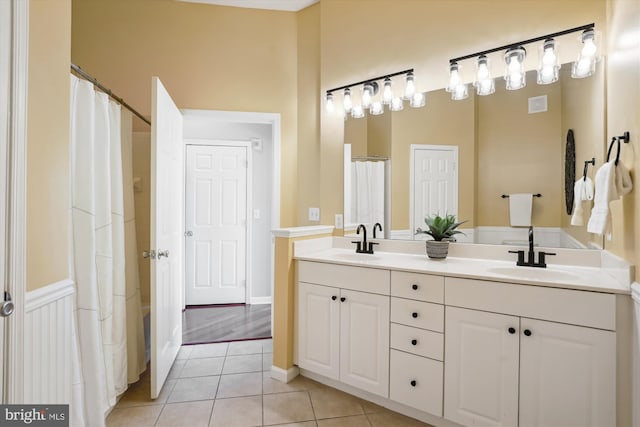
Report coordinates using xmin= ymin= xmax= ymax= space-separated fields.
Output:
xmin=107 ymin=339 xmax=432 ymax=426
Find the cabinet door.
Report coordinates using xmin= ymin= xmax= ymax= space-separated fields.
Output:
xmin=444 ymin=307 xmax=519 ymax=427
xmin=340 ymin=289 xmax=390 ymax=397
xmin=297 ymin=282 xmax=340 ymax=380
xmin=519 ymin=318 xmax=616 ymax=427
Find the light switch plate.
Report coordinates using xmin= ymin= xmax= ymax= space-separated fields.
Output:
xmin=308 ymin=207 xmax=320 ymax=222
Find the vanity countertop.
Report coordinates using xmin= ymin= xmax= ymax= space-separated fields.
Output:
xmin=294 ymin=247 xmax=631 ymax=295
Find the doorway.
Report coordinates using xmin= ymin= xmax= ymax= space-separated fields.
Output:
xmin=410 ymin=144 xmax=459 ymax=238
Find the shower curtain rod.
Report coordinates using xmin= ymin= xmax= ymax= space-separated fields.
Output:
xmin=71 ymin=63 xmax=151 ymax=126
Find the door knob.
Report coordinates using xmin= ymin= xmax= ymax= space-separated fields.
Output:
xmin=157 ymin=250 xmax=170 ymax=259
xmin=184 ymin=231 xmax=193 ymax=237
xmin=0 ymin=292 xmax=14 ymax=317
xmin=142 ymin=250 xmax=156 ymax=259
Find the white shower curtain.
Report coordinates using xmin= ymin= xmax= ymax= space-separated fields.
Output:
xmin=351 ymin=161 xmax=385 ymax=231
xmin=69 ymin=75 xmax=146 ymax=426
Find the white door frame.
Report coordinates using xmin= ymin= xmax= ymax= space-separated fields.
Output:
xmin=184 ymin=140 xmax=253 ymax=305
xmin=3 ymin=0 xmax=28 ymax=403
xmin=409 ymin=144 xmax=459 ymax=239
xmin=180 ymin=109 xmax=280 ymax=335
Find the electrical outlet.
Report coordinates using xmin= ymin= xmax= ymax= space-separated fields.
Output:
xmin=335 ymin=214 xmax=343 ymax=229
xmin=308 ymin=207 xmax=320 ymax=222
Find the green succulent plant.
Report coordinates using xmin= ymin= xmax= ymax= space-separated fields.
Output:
xmin=416 ymin=214 xmax=466 ymax=241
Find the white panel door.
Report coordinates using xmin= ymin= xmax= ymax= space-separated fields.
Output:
xmin=297 ymin=282 xmax=340 ymax=380
xmin=411 ymin=146 xmax=457 ymax=236
xmin=150 ymin=77 xmax=183 ymax=399
xmin=185 ymin=144 xmax=247 ymax=305
xmin=444 ymin=306 xmax=519 ymax=427
xmin=339 ymin=289 xmax=390 ymax=397
xmin=519 ymin=318 xmax=616 ymax=427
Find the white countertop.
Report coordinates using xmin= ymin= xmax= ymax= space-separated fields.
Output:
xmin=294 ymin=247 xmax=630 ymax=295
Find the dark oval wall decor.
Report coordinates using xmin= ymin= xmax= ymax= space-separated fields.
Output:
xmin=565 ymin=129 xmax=576 ymax=215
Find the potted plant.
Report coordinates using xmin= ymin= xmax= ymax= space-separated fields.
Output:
xmin=416 ymin=214 xmax=466 ymax=259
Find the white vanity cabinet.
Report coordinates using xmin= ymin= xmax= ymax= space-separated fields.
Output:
xmin=389 ymin=271 xmax=445 ymax=416
xmin=297 ymin=261 xmax=390 ymax=397
xmin=444 ymin=277 xmax=617 ymax=427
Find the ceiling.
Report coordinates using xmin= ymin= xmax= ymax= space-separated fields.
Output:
xmin=177 ymin=0 xmax=319 ymax=12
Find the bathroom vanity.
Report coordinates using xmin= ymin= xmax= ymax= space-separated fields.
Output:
xmin=293 ymin=237 xmax=632 ymax=427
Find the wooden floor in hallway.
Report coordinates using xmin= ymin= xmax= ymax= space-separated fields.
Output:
xmin=182 ymin=304 xmax=271 ymax=345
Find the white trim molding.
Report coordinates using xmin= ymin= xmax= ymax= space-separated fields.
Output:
xmin=250 ymin=296 xmax=272 ymax=305
xmin=271 ymin=225 xmax=334 ymax=238
xmin=25 ymin=279 xmax=75 ymax=313
xmin=270 ymin=365 xmax=299 ymax=383
xmin=6 ymin=0 xmax=29 ymax=404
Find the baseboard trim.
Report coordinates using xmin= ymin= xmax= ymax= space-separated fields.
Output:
xmin=270 ymin=365 xmax=299 ymax=383
xmin=250 ymin=296 xmax=272 ymax=305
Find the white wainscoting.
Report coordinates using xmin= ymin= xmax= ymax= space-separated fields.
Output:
xmin=24 ymin=279 xmax=75 ymax=404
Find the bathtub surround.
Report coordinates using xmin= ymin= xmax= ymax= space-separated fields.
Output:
xmin=69 ymin=77 xmax=146 ymax=425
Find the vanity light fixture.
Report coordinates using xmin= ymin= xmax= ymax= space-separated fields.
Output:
xmin=447 ymin=23 xmax=597 ymax=99
xmin=504 ymin=47 xmax=526 ymax=90
xmin=572 ymin=29 xmax=598 ymax=78
xmin=446 ymin=62 xmax=469 ymax=100
xmin=537 ymin=38 xmax=560 ymax=84
xmin=324 ymin=68 xmax=422 ymax=117
xmin=474 ymin=55 xmax=495 ymax=96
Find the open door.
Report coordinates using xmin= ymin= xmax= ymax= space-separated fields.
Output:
xmin=150 ymin=77 xmax=184 ymax=398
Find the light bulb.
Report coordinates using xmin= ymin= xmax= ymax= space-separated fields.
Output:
xmin=362 ymin=84 xmax=373 ymax=109
xmin=447 ymin=63 xmax=461 ymax=93
xmin=370 ymin=101 xmax=384 ymax=115
xmin=582 ymin=38 xmax=597 ymax=57
xmin=504 ymin=47 xmax=526 ymax=90
xmin=571 ymin=29 xmax=597 ymax=79
xmin=404 ymin=72 xmax=416 ymax=100
xmin=452 ymin=84 xmax=468 ymax=100
xmin=382 ymin=78 xmax=393 ymax=105
xmin=474 ymin=55 xmax=495 ymax=96
xmin=390 ymin=97 xmax=404 ymax=111
xmin=536 ymin=39 xmax=560 ymax=85
xmin=410 ymin=92 xmax=426 ymax=108
xmin=351 ymin=105 xmax=365 ymax=118
xmin=343 ymin=88 xmax=352 ymax=113
xmin=325 ymin=93 xmax=334 ymax=113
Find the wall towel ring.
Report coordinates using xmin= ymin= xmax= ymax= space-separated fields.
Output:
xmin=606 ymin=137 xmax=621 ymax=165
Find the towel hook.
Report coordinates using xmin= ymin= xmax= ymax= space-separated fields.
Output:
xmin=583 ymin=158 xmax=595 ymax=181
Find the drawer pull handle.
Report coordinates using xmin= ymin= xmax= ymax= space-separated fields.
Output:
xmin=411 ymin=312 xmax=418 ymax=318
xmin=524 ymin=329 xmax=532 ymax=337
xmin=412 ymin=284 xmax=418 ymax=290
xmin=331 ymin=296 xmax=337 ymax=301
xmin=410 ymin=380 xmax=417 ymax=387
xmin=508 ymin=327 xmax=516 ymax=334
xmin=340 ymin=297 xmax=346 ymax=302
xmin=411 ymin=339 xmax=417 ymax=346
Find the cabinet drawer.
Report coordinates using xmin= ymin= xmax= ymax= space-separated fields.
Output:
xmin=445 ymin=277 xmax=616 ymax=330
xmin=391 ymin=297 xmax=444 ymax=332
xmin=390 ymin=323 xmax=443 ymax=361
xmin=390 ymin=349 xmax=443 ymax=416
xmin=391 ymin=271 xmax=444 ymax=303
xmin=298 ymin=261 xmax=390 ymax=295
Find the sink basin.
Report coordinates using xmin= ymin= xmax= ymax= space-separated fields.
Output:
xmin=486 ymin=266 xmax=580 ymax=282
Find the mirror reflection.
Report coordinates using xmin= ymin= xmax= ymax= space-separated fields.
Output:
xmin=344 ymin=64 xmax=605 ymax=249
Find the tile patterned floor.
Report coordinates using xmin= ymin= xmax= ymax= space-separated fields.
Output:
xmin=107 ymin=339 xmax=434 ymax=427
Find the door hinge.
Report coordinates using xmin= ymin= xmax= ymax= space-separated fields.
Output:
xmin=142 ymin=250 xmax=156 ymax=259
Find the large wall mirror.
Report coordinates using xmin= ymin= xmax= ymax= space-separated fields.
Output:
xmin=344 ymin=63 xmax=605 ymax=249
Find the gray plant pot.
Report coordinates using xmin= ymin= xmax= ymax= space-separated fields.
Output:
xmin=426 ymin=240 xmax=449 ymax=259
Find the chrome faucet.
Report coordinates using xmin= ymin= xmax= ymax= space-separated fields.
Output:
xmin=373 ymin=222 xmax=382 ymax=239
xmin=509 ymin=226 xmax=556 ymax=268
xmin=352 ymin=224 xmax=378 ymax=254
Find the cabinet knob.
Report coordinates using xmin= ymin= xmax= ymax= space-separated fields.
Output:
xmin=411 ymin=312 xmax=418 ymax=318
xmin=410 ymin=380 xmax=417 ymax=387
xmin=412 ymin=284 xmax=419 ymax=290
xmin=411 ymin=339 xmax=417 ymax=346
xmin=331 ymin=295 xmax=337 ymax=301
xmin=524 ymin=329 xmax=532 ymax=337
xmin=340 ymin=297 xmax=346 ymax=302
xmin=508 ymin=327 xmax=516 ymax=334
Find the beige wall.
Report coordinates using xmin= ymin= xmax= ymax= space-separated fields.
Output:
xmin=71 ymin=0 xmax=299 ymax=228
xmin=391 ymin=89 xmax=476 ymax=230
xmin=560 ymin=63 xmax=606 ymax=247
xmin=477 ymin=76 xmax=562 ymax=227
xmin=27 ymin=0 xmax=71 ymax=291
xmin=605 ymin=0 xmax=640 ymax=267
